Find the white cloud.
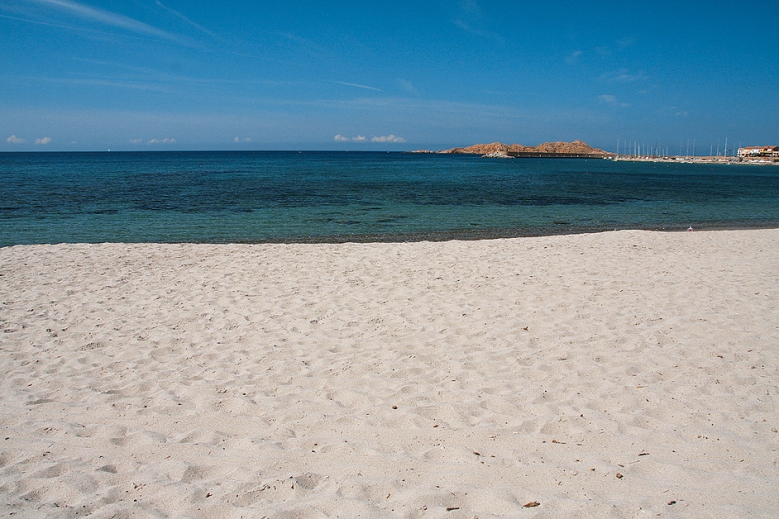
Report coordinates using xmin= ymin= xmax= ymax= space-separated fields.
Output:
xmin=234 ymin=137 xmax=251 ymax=142
xmin=35 ymin=137 xmax=52 ymax=144
xmin=6 ymin=135 xmax=26 ymax=144
xmin=371 ymin=135 xmax=406 ymax=143
xmin=335 ymin=135 xmax=367 ymax=142
xmin=129 ymin=138 xmax=142 ymax=143
xmin=336 ymin=134 xmax=406 ymax=144
xmin=148 ymin=138 xmax=176 ymax=144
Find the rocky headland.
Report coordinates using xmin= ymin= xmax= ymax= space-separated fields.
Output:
xmin=438 ymin=140 xmax=610 ymax=157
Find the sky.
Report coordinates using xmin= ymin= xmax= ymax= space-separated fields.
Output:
xmin=1 ymin=0 xmax=777 ymax=152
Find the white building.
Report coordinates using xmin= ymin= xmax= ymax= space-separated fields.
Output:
xmin=738 ymin=145 xmax=779 ymax=157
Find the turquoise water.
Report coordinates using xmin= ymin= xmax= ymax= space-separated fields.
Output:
xmin=1 ymin=151 xmax=778 ymax=246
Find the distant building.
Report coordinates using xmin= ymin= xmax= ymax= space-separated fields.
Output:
xmin=738 ymin=145 xmax=779 ymax=157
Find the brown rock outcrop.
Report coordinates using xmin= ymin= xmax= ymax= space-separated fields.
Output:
xmin=441 ymin=140 xmax=609 ymax=156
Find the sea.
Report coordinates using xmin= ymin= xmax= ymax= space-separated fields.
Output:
xmin=1 ymin=151 xmax=778 ymax=247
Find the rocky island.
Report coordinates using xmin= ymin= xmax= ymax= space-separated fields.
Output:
xmin=415 ymin=140 xmax=613 ymax=158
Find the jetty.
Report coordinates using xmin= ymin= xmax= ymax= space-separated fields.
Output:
xmin=506 ymin=151 xmax=610 ymax=158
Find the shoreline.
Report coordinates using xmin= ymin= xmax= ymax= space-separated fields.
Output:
xmin=2 ymin=229 xmax=778 ymax=517
xmin=4 ymin=222 xmax=779 ymax=247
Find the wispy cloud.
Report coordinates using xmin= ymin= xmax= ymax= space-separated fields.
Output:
xmin=599 ymin=94 xmax=629 ymax=107
xmin=234 ymin=137 xmax=251 ymax=142
xmin=148 ymin=138 xmax=176 ymax=144
xmin=459 ymin=0 xmax=484 ymax=17
xmin=565 ymin=50 xmax=583 ymax=64
xmin=657 ymin=106 xmax=689 ymax=117
xmin=452 ymin=0 xmax=504 ymax=43
xmin=398 ymin=79 xmax=417 ymax=95
xmin=65 ymin=59 xmax=302 ymax=88
xmin=8 ymin=75 xmax=173 ymax=93
xmin=35 ymin=137 xmax=52 ymax=144
xmin=277 ymin=31 xmax=330 ymax=57
xmin=0 ymin=12 xmax=113 ymax=36
xmin=22 ymin=0 xmax=177 ymax=40
xmin=333 ymin=81 xmax=382 ymax=92
xmin=313 ymin=96 xmax=529 ymax=125
xmin=129 ymin=139 xmax=142 ymax=144
xmin=6 ymin=135 xmax=26 ymax=144
xmin=602 ymin=69 xmax=648 ymax=83
xmin=452 ymin=19 xmax=503 ymax=43
xmin=154 ymin=0 xmax=215 ymax=37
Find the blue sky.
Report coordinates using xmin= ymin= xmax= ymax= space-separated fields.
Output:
xmin=1 ymin=0 xmax=777 ymax=151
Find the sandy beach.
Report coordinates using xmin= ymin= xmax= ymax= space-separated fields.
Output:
xmin=1 ymin=230 xmax=777 ymax=518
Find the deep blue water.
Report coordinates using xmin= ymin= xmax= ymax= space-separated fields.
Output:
xmin=1 ymin=151 xmax=778 ymax=246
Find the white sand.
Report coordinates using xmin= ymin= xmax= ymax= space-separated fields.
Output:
xmin=1 ymin=230 xmax=777 ymax=518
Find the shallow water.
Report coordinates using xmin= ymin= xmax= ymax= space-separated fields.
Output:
xmin=1 ymin=151 xmax=778 ymax=245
